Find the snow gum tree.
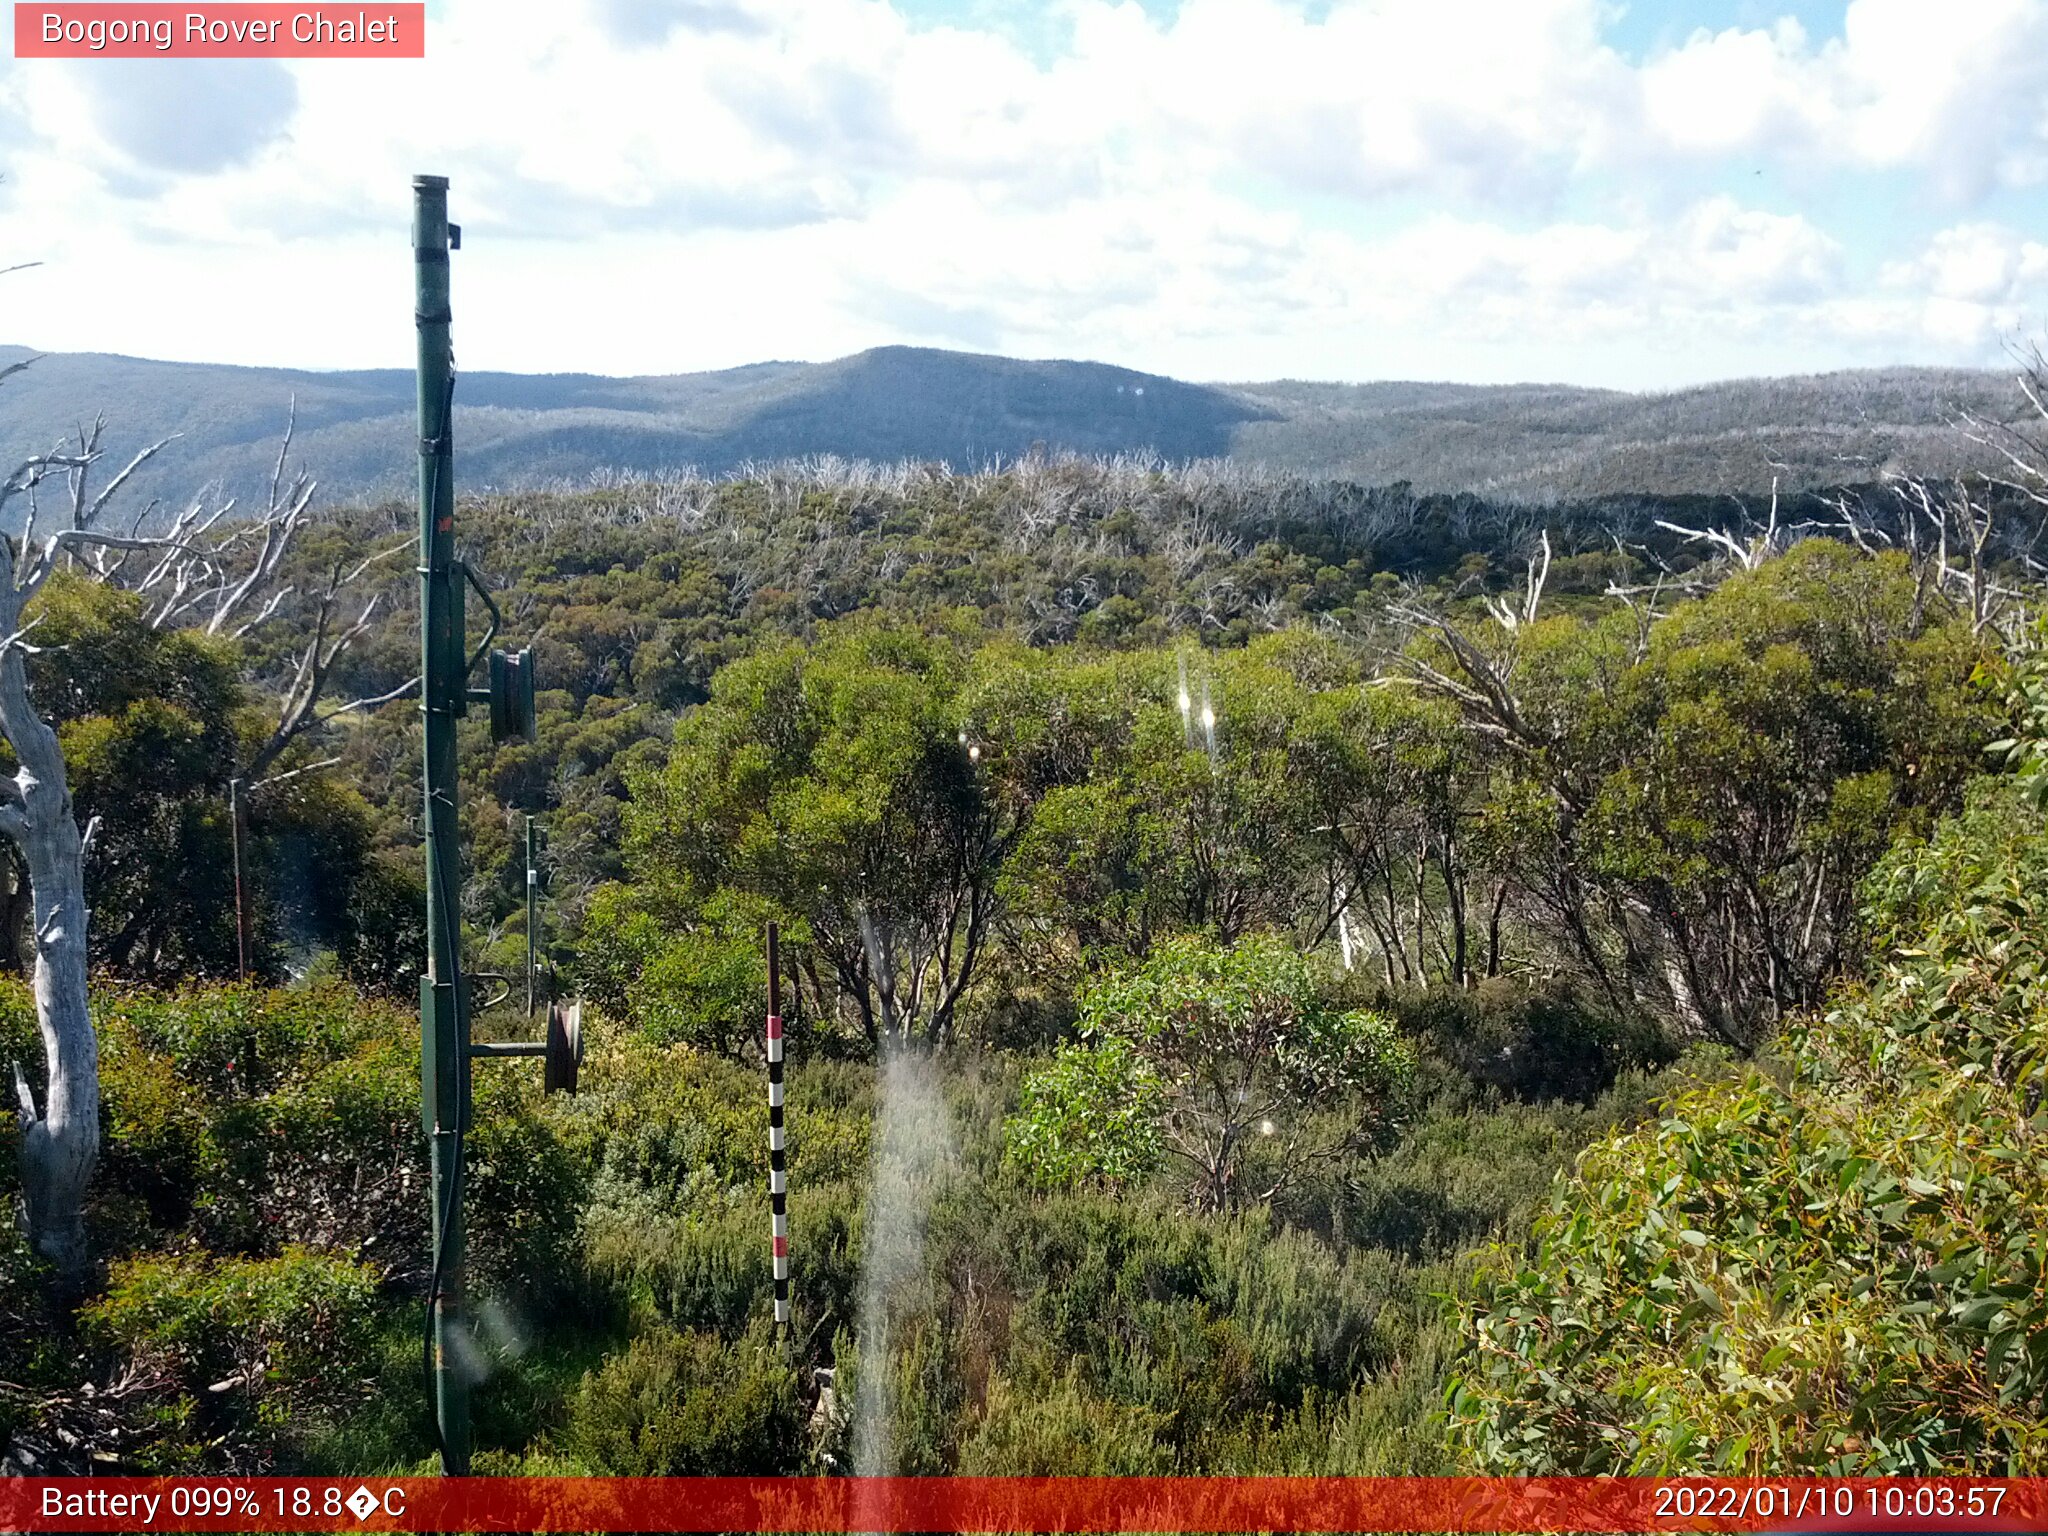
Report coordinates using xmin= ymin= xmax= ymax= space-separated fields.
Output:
xmin=1 ymin=402 xmax=396 ymax=1284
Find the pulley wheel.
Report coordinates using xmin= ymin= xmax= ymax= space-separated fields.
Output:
xmin=544 ymin=999 xmax=582 ymax=1095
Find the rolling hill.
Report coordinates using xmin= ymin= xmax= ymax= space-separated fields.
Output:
xmin=0 ymin=342 xmax=2030 ymax=512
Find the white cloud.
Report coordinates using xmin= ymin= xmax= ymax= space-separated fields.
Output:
xmin=1627 ymin=0 xmax=2048 ymax=196
xmin=3 ymin=0 xmax=2047 ymax=385
xmin=1637 ymin=20 xmax=1818 ymax=159
xmin=1855 ymin=222 xmax=2048 ymax=350
xmin=1883 ymin=223 xmax=2048 ymax=304
xmin=94 ymin=60 xmax=297 ymax=175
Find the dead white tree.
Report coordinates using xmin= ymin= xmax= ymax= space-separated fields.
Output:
xmin=2 ymin=408 xmax=404 ymax=1283
xmin=101 ymin=404 xmax=417 ymax=780
xmin=1 ymin=426 xmax=171 ymax=1281
xmin=1958 ymin=341 xmax=2048 ymax=519
xmin=1812 ymin=348 xmax=2048 ymax=641
xmin=1653 ymin=476 xmax=1788 ymax=574
xmin=229 ymin=539 xmax=414 ymax=784
xmin=1486 ymin=529 xmax=1551 ymax=632
xmin=1824 ymin=472 xmax=2030 ymax=638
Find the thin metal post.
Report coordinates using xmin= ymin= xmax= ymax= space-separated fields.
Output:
xmin=415 ymin=172 xmax=471 ymax=1478
xmin=767 ymin=922 xmax=789 ymax=1347
xmin=525 ymin=814 xmax=538 ymax=1020
xmin=228 ymin=776 xmax=250 ymax=981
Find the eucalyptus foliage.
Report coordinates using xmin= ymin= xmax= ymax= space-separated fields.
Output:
xmin=1011 ymin=937 xmax=1414 ymax=1210
xmin=1004 ymin=1035 xmax=1164 ymax=1193
xmin=1447 ymin=768 xmax=2048 ymax=1473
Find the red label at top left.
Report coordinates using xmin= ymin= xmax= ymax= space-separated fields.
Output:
xmin=14 ymin=4 xmax=426 ymax=56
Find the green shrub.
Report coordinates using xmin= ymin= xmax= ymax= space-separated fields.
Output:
xmin=106 ymin=984 xmax=359 ymax=1099
xmin=618 ymin=1204 xmax=770 ymax=1340
xmin=0 ymin=979 xmax=36 ymax=1162
xmin=1393 ymin=978 xmax=1672 ymax=1104
xmin=97 ymin=1027 xmax=210 ymax=1235
xmin=960 ymin=1370 xmax=1170 ymax=1473
xmin=1322 ymin=1299 xmax=1463 ymax=1475
xmin=1446 ymin=777 xmax=2048 ymax=1474
xmin=84 ymin=985 xmax=425 ymax=1268
xmin=568 ymin=1325 xmax=803 ymax=1475
xmin=620 ymin=903 xmax=791 ymax=1060
xmin=836 ymin=1304 xmax=970 ymax=1475
xmin=1205 ymin=1219 xmax=1380 ymax=1406
xmin=948 ymin=1189 xmax=1402 ymax=1454
xmin=785 ymin=1061 xmax=875 ymax=1187
xmin=1021 ymin=936 xmax=1413 ymax=1211
xmin=1298 ymin=1063 xmax=1687 ymax=1260
xmin=86 ymin=1247 xmax=382 ymax=1468
xmin=467 ymin=1071 xmax=590 ymax=1305
xmin=571 ymin=1038 xmax=872 ymax=1346
xmin=790 ymin=1178 xmax=864 ymax=1343
xmin=569 ymin=1042 xmax=767 ymax=1207
xmin=1003 ymin=1035 xmax=1162 ymax=1192
xmin=92 ymin=985 xmax=581 ymax=1307
xmin=196 ymin=1031 xmax=421 ymax=1268
xmin=0 ymin=1226 xmax=64 ymax=1452
xmin=585 ymin=1178 xmax=863 ymax=1352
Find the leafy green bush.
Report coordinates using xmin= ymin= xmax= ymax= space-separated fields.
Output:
xmin=569 ymin=1042 xmax=767 ymax=1208
xmin=568 ymin=1325 xmax=804 ymax=1474
xmin=0 ymin=1225 xmax=64 ymax=1454
xmin=1446 ymin=775 xmax=2048 ymax=1474
xmin=579 ymin=884 xmax=803 ymax=1062
xmin=948 ymin=1190 xmax=1391 ymax=1452
xmin=630 ymin=926 xmax=770 ymax=1057
xmin=103 ymin=984 xmax=357 ymax=1100
xmin=96 ymin=1023 xmax=210 ymax=1238
xmin=86 ymin=1247 xmax=381 ymax=1468
xmin=574 ymin=1032 xmax=871 ymax=1352
xmin=1004 ymin=1035 xmax=1162 ymax=1192
xmin=1016 ymin=936 xmax=1413 ymax=1210
xmin=332 ymin=854 xmax=428 ymax=998
xmin=959 ymin=1370 xmax=1170 ymax=1473
xmin=89 ymin=985 xmax=581 ymax=1304
xmin=1392 ymin=979 xmax=1672 ymax=1104
xmin=1296 ymin=1064 xmax=1685 ymax=1260
xmin=467 ymin=1071 xmax=590 ymax=1305
xmin=598 ymin=1212 xmax=770 ymax=1343
xmin=787 ymin=1179 xmax=864 ymax=1346
xmin=196 ymin=1029 xmax=421 ymax=1268
xmin=839 ymin=1306 xmax=970 ymax=1475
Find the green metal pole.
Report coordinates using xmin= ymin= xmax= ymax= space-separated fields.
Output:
xmin=525 ymin=814 xmax=537 ymax=1020
xmin=414 ymin=172 xmax=470 ymax=1477
xmin=228 ymin=776 xmax=249 ymax=981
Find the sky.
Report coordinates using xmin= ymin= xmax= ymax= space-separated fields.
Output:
xmin=1 ymin=0 xmax=2046 ymax=388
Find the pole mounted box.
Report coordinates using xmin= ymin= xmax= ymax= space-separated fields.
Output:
xmin=420 ymin=975 xmax=471 ymax=1136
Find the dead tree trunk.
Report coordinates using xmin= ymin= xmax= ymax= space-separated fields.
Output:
xmin=2 ymin=638 xmax=92 ymax=1281
xmin=0 ymin=406 xmax=385 ymax=1284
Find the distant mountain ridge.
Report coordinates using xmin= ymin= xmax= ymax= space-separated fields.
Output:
xmin=0 ymin=342 xmax=2028 ymax=511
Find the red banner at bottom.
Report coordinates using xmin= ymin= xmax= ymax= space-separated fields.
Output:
xmin=8 ymin=1476 xmax=2046 ymax=1533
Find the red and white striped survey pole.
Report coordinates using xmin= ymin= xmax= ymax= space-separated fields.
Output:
xmin=766 ymin=922 xmax=790 ymax=1342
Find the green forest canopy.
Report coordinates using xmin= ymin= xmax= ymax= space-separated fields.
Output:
xmin=2 ymin=453 xmax=2044 ymax=1477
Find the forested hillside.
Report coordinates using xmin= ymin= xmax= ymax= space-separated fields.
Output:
xmin=0 ymin=342 xmax=2026 ymax=512
xmin=3 ymin=434 xmax=2046 ymax=1476
xmin=1233 ymin=367 xmax=2027 ymax=499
